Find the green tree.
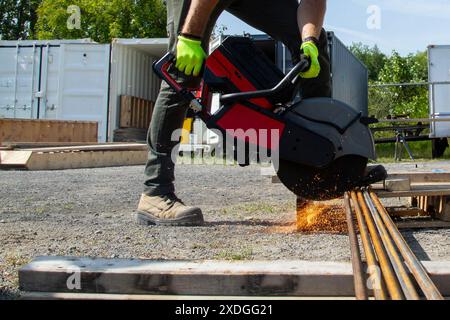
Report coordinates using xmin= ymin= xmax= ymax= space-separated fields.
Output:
xmin=0 ymin=0 xmax=42 ymax=40
xmin=36 ymin=0 xmax=167 ymax=43
xmin=349 ymin=43 xmax=387 ymax=82
xmin=369 ymin=51 xmax=428 ymax=119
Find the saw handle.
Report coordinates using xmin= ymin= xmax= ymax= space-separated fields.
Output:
xmin=152 ymin=52 xmax=201 ymax=107
xmin=220 ymin=55 xmax=311 ymax=105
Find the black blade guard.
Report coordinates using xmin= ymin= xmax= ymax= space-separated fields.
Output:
xmin=277 ymin=155 xmax=368 ymax=200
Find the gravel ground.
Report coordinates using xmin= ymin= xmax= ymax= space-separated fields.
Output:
xmin=1 ymin=162 xmax=450 ymax=299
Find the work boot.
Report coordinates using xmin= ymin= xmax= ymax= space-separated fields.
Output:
xmin=136 ymin=193 xmax=204 ymax=226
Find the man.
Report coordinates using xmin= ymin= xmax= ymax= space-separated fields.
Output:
xmin=137 ymin=0 xmax=330 ymax=226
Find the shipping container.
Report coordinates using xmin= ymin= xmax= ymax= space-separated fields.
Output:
xmin=0 ymin=38 xmax=167 ymax=143
xmin=428 ymin=45 xmax=450 ymax=138
xmin=0 ymin=39 xmax=111 ymax=141
xmin=108 ymin=38 xmax=167 ymax=140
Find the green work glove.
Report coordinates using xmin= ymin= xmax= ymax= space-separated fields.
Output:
xmin=300 ymin=41 xmax=321 ymax=79
xmin=175 ymin=35 xmax=207 ymax=77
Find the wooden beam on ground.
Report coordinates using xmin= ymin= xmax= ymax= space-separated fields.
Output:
xmin=0 ymin=150 xmax=32 ymax=168
xmin=20 ymin=292 xmax=357 ymax=301
xmin=3 ymin=142 xmax=136 ymax=149
xmin=396 ymin=220 xmax=450 ymax=230
xmin=388 ymin=172 xmax=450 ymax=184
xmin=19 ymin=257 xmax=358 ymax=297
xmin=21 ymin=143 xmax=147 ymax=153
xmin=19 ymin=257 xmax=450 ymax=297
xmin=0 ymin=149 xmax=148 ymax=170
xmin=375 ymin=184 xmax=450 ymax=198
xmin=386 ymin=207 xmax=428 ymax=218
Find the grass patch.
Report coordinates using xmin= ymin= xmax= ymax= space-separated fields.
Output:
xmin=34 ymin=206 xmax=49 ymax=215
xmin=216 ymin=247 xmax=253 ymax=261
xmin=3 ymin=255 xmax=29 ymax=268
xmin=1 ymin=254 xmax=30 ymax=287
xmin=63 ymin=203 xmax=75 ymax=210
xmin=375 ymin=140 xmax=450 ymax=163
xmin=221 ymin=201 xmax=295 ymax=218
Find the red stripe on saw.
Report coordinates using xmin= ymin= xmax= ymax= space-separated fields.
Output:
xmin=216 ymin=103 xmax=285 ymax=150
xmin=205 ymin=51 xmax=273 ymax=109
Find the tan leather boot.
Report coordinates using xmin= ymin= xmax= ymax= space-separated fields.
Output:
xmin=136 ymin=193 xmax=204 ymax=226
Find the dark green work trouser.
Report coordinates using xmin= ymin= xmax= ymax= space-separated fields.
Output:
xmin=144 ymin=0 xmax=332 ymax=196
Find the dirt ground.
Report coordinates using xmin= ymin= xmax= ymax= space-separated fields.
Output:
xmin=1 ymin=162 xmax=450 ymax=299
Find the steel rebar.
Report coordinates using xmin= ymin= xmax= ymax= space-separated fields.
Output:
xmin=350 ymin=192 xmax=388 ymax=300
xmin=356 ymin=191 xmax=404 ymax=300
xmin=344 ymin=193 xmax=369 ymax=300
xmin=369 ymin=190 xmax=444 ymax=300
xmin=362 ymin=190 xmax=420 ymax=300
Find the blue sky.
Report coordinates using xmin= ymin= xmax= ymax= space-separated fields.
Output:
xmin=217 ymin=0 xmax=450 ymax=55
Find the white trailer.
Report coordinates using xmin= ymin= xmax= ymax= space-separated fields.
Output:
xmin=428 ymin=45 xmax=450 ymax=138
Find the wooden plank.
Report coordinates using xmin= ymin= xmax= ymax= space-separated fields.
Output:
xmin=3 ymin=142 xmax=123 ymax=149
xmin=384 ymin=178 xmax=411 ymax=191
xmin=387 ymin=172 xmax=450 ymax=184
xmin=26 ymin=150 xmax=148 ymax=170
xmin=120 ymin=96 xmax=132 ymax=128
xmin=22 ymin=143 xmax=148 ymax=153
xmin=139 ymin=98 xmax=145 ymax=129
xmin=0 ymin=119 xmax=98 ymax=144
xmin=19 ymin=257 xmax=450 ymax=296
xmin=19 ymin=257 xmax=357 ymax=296
xmin=0 ymin=150 xmax=32 ymax=168
xmin=434 ymin=196 xmax=450 ymax=222
xmin=21 ymin=292 xmax=358 ymax=300
xmin=119 ymin=96 xmax=154 ymax=129
xmin=375 ymin=184 xmax=450 ymax=198
xmin=386 ymin=207 xmax=428 ymax=218
xmin=396 ymin=220 xmax=450 ymax=229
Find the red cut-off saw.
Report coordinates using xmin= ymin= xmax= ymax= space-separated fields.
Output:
xmin=153 ymin=37 xmax=386 ymax=200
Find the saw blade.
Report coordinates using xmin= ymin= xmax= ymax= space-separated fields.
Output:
xmin=277 ymin=155 xmax=368 ymax=200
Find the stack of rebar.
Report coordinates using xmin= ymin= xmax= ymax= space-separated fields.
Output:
xmin=344 ymin=188 xmax=444 ymax=300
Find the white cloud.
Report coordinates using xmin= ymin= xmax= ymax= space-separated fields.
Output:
xmin=325 ymin=24 xmax=385 ymax=44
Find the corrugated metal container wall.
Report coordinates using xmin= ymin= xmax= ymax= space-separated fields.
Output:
xmin=0 ymin=43 xmax=40 ymax=119
xmin=275 ymin=32 xmax=369 ymax=116
xmin=0 ymin=40 xmax=111 ymax=142
xmin=328 ymin=32 xmax=369 ymax=116
xmin=428 ymin=45 xmax=450 ymax=138
xmin=108 ymin=39 xmax=167 ymax=140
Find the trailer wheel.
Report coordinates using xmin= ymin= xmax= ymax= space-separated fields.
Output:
xmin=432 ymin=138 xmax=449 ymax=158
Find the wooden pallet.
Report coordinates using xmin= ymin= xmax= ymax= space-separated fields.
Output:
xmin=0 ymin=119 xmax=98 ymax=144
xmin=120 ymin=96 xmax=154 ymax=129
xmin=18 ymin=257 xmax=450 ymax=299
xmin=0 ymin=143 xmax=148 ymax=170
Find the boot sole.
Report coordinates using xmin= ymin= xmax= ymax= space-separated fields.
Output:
xmin=136 ymin=211 xmax=204 ymax=227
